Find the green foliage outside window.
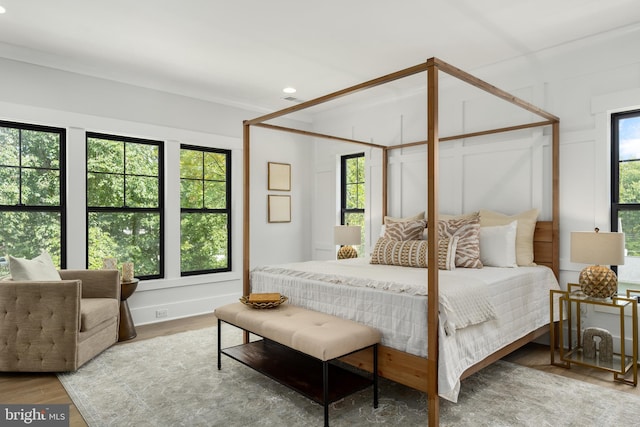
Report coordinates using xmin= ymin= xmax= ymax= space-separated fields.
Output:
xmin=180 ymin=146 xmax=231 ymax=274
xmin=616 ymin=114 xmax=640 ymax=258
xmin=345 ymin=155 xmax=365 ymax=211
xmin=620 ymin=161 xmax=640 ymax=204
xmin=87 ymin=135 xmax=162 ymax=278
xmin=619 ymin=160 xmax=640 ymax=256
xmin=1 ymin=124 xmax=231 ymax=280
xmin=0 ymin=123 xmax=64 ymax=272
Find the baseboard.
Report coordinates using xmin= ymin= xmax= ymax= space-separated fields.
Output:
xmin=131 ymin=293 xmax=240 ymax=326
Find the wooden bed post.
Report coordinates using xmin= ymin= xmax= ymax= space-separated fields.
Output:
xmin=382 ymin=148 xmax=388 ymax=218
xmin=552 ymin=121 xmax=560 ymax=278
xmin=426 ymin=59 xmax=440 ymax=427
xmin=242 ymin=121 xmax=251 ymax=344
xmin=243 ymin=121 xmax=251 ymax=297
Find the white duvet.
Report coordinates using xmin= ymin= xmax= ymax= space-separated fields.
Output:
xmin=250 ymin=258 xmax=560 ymax=402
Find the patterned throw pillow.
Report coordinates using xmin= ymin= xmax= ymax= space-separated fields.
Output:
xmin=370 ymin=236 xmax=457 ymax=270
xmin=384 ymin=211 xmax=425 ymax=224
xmin=384 ymin=220 xmax=427 ymax=241
xmin=437 ymin=213 xmax=483 ymax=268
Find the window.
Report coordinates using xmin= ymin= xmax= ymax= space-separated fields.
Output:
xmin=0 ymin=120 xmax=66 ymax=273
xmin=340 ymin=153 xmax=365 ymax=255
xmin=611 ymin=109 xmax=640 ymax=288
xmin=86 ymin=133 xmax=163 ymax=279
xmin=180 ymin=145 xmax=231 ymax=275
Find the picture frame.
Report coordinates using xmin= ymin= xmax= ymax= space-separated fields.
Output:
xmin=268 ymin=162 xmax=291 ymax=191
xmin=268 ymin=195 xmax=291 ymax=223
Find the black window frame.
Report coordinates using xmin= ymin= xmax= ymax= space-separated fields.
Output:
xmin=611 ymin=109 xmax=640 ymax=277
xmin=340 ymin=152 xmax=365 ymax=225
xmin=611 ymin=109 xmax=640 ymax=228
xmin=86 ymin=132 xmax=164 ymax=280
xmin=179 ymin=144 xmax=232 ymax=276
xmin=340 ymin=152 xmax=365 ymax=257
xmin=0 ymin=119 xmax=67 ymax=268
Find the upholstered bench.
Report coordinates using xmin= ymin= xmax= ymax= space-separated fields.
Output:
xmin=215 ymin=302 xmax=381 ymax=427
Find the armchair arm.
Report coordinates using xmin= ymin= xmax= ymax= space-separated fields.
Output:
xmin=59 ymin=269 xmax=120 ymax=300
xmin=0 ymin=281 xmax=81 ymax=371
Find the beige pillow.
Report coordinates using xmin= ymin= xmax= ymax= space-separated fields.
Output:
xmin=8 ymin=250 xmax=61 ymax=281
xmin=437 ymin=213 xmax=483 ymax=268
xmin=438 ymin=212 xmax=479 ymax=221
xmin=384 ymin=220 xmax=427 ymax=241
xmin=370 ymin=237 xmax=457 ymax=270
xmin=479 ymin=209 xmax=539 ymax=266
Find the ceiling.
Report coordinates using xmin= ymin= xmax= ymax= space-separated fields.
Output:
xmin=0 ymin=0 xmax=638 ymax=114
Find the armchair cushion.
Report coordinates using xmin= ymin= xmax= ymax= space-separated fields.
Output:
xmin=80 ymin=298 xmax=119 ymax=332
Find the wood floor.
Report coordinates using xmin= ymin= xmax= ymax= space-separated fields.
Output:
xmin=1 ymin=313 xmax=638 ymax=427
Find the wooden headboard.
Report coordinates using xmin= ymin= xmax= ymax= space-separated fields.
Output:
xmin=533 ymin=220 xmax=558 ymax=279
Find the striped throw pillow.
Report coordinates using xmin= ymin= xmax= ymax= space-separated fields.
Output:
xmin=370 ymin=236 xmax=457 ymax=270
xmin=383 ymin=220 xmax=427 ymax=241
xmin=437 ymin=213 xmax=483 ymax=268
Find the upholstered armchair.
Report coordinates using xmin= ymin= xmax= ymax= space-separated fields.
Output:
xmin=0 ymin=269 xmax=120 ymax=372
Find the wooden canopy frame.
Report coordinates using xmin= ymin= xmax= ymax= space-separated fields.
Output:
xmin=242 ymin=57 xmax=559 ymax=426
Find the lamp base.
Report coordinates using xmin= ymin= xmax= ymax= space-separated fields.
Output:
xmin=579 ymin=265 xmax=618 ymax=299
xmin=337 ymin=245 xmax=358 ymax=259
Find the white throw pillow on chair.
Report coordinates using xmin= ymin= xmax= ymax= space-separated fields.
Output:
xmin=8 ymin=250 xmax=62 ymax=280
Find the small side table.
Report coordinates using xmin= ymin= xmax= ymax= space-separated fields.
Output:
xmin=550 ymin=283 xmax=638 ymax=386
xmin=119 ymin=278 xmax=139 ymax=342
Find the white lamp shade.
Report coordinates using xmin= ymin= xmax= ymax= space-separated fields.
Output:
xmin=334 ymin=225 xmax=361 ymax=246
xmin=570 ymin=231 xmax=625 ymax=266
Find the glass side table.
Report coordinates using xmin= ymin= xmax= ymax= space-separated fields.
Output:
xmin=550 ymin=283 xmax=638 ymax=386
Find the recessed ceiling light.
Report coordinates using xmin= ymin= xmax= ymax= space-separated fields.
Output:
xmin=0 ymin=6 xmax=6 ymax=14
xmin=283 ymin=87 xmax=296 ymax=94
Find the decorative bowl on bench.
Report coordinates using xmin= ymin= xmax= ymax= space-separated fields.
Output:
xmin=240 ymin=294 xmax=288 ymax=309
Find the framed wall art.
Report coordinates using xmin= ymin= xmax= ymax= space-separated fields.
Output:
xmin=268 ymin=162 xmax=291 ymax=191
xmin=268 ymin=195 xmax=291 ymax=223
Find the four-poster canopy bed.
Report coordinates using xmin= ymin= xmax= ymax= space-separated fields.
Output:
xmin=242 ymin=57 xmax=560 ymax=426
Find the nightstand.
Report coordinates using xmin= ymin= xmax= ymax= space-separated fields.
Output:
xmin=550 ymin=283 xmax=638 ymax=386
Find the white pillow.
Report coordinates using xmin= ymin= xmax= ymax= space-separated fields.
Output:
xmin=8 ymin=250 xmax=61 ymax=281
xmin=480 ymin=208 xmax=539 ymax=266
xmin=479 ymin=221 xmax=518 ymax=268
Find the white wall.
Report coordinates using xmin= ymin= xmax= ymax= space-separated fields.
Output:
xmin=0 ymin=57 xmax=311 ymax=325
xmin=249 ymin=126 xmax=313 ymax=267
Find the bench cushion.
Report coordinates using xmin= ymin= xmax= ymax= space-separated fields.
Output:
xmin=215 ymin=303 xmax=380 ymax=361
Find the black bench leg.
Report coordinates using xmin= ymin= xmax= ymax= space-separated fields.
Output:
xmin=373 ymin=344 xmax=379 ymax=408
xmin=217 ymin=318 xmax=222 ymax=370
xmin=323 ymin=360 xmax=329 ymax=427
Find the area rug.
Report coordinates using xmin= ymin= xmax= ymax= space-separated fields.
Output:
xmin=58 ymin=326 xmax=640 ymax=426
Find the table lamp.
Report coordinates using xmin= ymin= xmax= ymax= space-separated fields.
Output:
xmin=334 ymin=225 xmax=361 ymax=259
xmin=570 ymin=228 xmax=625 ymax=298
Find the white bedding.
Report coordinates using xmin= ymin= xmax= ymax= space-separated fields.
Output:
xmin=250 ymin=257 xmax=561 ymax=402
xmin=252 ymin=260 xmax=497 ymax=334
